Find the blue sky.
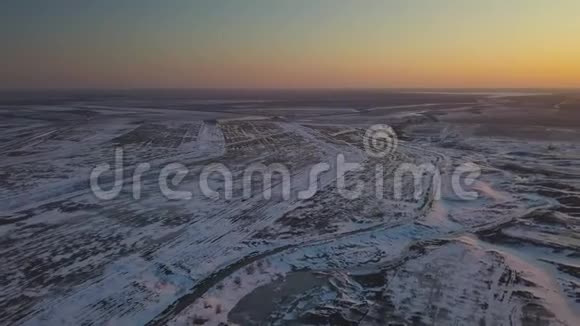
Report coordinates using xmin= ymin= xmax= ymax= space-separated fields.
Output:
xmin=2 ymin=0 xmax=579 ymax=88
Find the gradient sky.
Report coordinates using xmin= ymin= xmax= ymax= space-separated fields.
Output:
xmin=1 ymin=0 xmax=579 ymax=89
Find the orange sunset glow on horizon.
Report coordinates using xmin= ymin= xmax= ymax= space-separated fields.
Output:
xmin=1 ymin=0 xmax=580 ymax=89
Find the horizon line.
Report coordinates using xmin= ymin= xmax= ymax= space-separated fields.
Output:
xmin=1 ymin=86 xmax=579 ymax=92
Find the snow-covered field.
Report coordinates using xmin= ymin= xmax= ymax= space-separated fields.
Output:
xmin=1 ymin=90 xmax=579 ymax=325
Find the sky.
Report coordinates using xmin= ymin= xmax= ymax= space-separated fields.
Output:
xmin=1 ymin=0 xmax=579 ymax=89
